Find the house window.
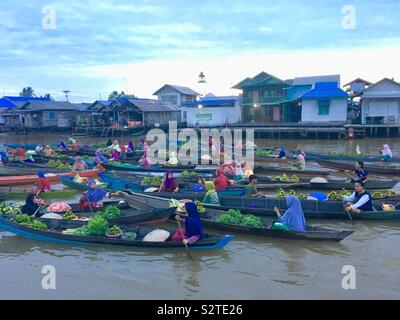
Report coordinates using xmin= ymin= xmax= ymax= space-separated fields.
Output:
xmin=183 ymin=111 xmax=187 ymax=120
xmin=318 ymin=100 xmax=330 ymax=115
xmin=49 ymin=112 xmax=56 ymax=120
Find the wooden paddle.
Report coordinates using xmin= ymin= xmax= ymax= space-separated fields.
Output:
xmin=177 ymin=217 xmax=193 ymax=261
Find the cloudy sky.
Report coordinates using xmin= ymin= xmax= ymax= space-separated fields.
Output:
xmin=1 ymin=0 xmax=399 ymax=102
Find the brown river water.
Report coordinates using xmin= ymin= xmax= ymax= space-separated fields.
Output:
xmin=0 ymin=133 xmax=400 ymax=299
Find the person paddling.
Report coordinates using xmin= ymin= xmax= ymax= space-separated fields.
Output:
xmin=273 ymin=196 xmax=307 ymax=232
xmin=173 ymin=202 xmax=204 ymax=245
xmin=343 ymin=182 xmax=373 ymax=214
xmin=345 ymin=161 xmax=368 ymax=184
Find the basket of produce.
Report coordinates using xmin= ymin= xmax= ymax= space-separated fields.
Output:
xmin=106 ymin=225 xmax=123 ymax=239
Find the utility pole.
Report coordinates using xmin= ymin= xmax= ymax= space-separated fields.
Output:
xmin=62 ymin=90 xmax=71 ymax=102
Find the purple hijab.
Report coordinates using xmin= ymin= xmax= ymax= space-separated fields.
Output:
xmin=185 ymin=202 xmax=203 ymax=239
xmin=164 ymin=170 xmax=176 ymax=189
xmin=128 ymin=141 xmax=135 ymax=152
xmin=87 ymin=180 xmax=108 ymax=202
xmin=278 ymin=196 xmax=307 ymax=232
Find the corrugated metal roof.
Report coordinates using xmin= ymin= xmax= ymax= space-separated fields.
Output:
xmin=300 ymin=82 xmax=349 ymax=100
xmin=0 ymin=96 xmax=50 ymax=109
xmin=3 ymin=96 xmax=50 ymax=102
xmin=153 ymin=84 xmax=200 ymax=96
xmin=21 ymin=101 xmax=78 ymax=111
xmin=292 ymin=75 xmax=341 ymax=87
xmin=73 ymin=103 xmax=91 ymax=112
xmin=124 ymin=99 xmax=180 ymax=112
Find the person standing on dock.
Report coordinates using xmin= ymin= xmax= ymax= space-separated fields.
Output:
xmin=343 ymin=182 xmax=373 ymax=214
xmin=345 ymin=161 xmax=369 ymax=184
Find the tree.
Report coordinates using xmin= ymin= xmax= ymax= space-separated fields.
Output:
xmin=42 ymin=93 xmax=53 ymax=100
xmin=19 ymin=87 xmax=35 ymax=97
xmin=108 ymin=91 xmax=135 ymax=101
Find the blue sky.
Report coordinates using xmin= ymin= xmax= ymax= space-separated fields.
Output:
xmin=1 ymin=0 xmax=400 ymax=101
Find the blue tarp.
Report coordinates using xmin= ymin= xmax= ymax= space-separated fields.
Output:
xmin=300 ymin=82 xmax=349 ymax=100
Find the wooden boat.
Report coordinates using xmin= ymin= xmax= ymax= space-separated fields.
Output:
xmin=309 ymin=178 xmax=398 ymax=190
xmin=39 ymin=202 xmax=177 ymax=228
xmin=316 ymin=159 xmax=400 ymax=175
xmin=77 ymin=149 xmax=144 ymax=161
xmin=0 ymin=215 xmax=233 ymax=249
xmin=296 ymin=151 xmax=400 ymax=163
xmin=102 ymin=163 xmax=209 ymax=174
xmin=123 ymin=193 xmax=354 ymax=242
xmin=5 ymin=143 xmax=39 ymax=150
xmin=0 ymin=169 xmax=102 ymax=187
xmin=254 ymin=164 xmax=334 ymax=176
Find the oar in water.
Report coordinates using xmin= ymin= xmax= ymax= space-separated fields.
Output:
xmin=177 ymin=217 xmax=193 ymax=261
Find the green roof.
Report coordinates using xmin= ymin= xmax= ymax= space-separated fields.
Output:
xmin=232 ymin=72 xmax=285 ymax=89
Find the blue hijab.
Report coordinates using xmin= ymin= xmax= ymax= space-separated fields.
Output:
xmin=37 ymin=170 xmax=46 ymax=179
xmin=279 ymin=146 xmax=286 ymax=156
xmin=185 ymin=202 xmax=204 ymax=239
xmin=60 ymin=141 xmax=67 ymax=150
xmin=86 ymin=180 xmax=108 ymax=202
xmin=278 ymin=196 xmax=307 ymax=232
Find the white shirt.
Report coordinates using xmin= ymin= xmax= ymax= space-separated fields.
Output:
xmin=343 ymin=192 xmax=370 ymax=210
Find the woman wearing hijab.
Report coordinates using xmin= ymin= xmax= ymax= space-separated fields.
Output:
xmin=119 ymin=144 xmax=127 ymax=160
xmin=43 ymin=145 xmax=55 ymax=157
xmin=167 ymin=152 xmax=179 ymax=166
xmin=273 ymin=196 xmax=307 ymax=232
xmin=139 ymin=154 xmax=152 ymax=169
xmin=36 ymin=170 xmax=51 ymax=195
xmin=276 ymin=146 xmax=287 ymax=159
xmin=59 ymin=141 xmax=67 ymax=151
xmin=69 ymin=138 xmax=78 ymax=151
xmin=127 ymin=141 xmax=135 ymax=153
xmin=159 ymin=170 xmax=179 ymax=193
xmin=214 ymin=168 xmax=231 ymax=191
xmin=235 ymin=163 xmax=244 ymax=181
xmin=94 ymin=150 xmax=108 ymax=165
xmin=173 ymin=201 xmax=204 ymax=245
xmin=203 ymin=181 xmax=220 ymax=205
xmin=72 ymin=156 xmax=88 ymax=172
xmin=139 ymin=139 xmax=145 ymax=150
xmin=21 ymin=193 xmax=41 ymax=216
xmin=381 ymin=144 xmax=393 ymax=161
xmin=106 ymin=139 xmax=113 ymax=147
xmin=79 ymin=180 xmax=120 ymax=210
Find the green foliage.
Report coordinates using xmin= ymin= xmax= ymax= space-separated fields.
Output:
xmin=195 ymin=200 xmax=206 ymax=213
xmin=240 ymin=215 xmax=264 ymax=228
xmin=12 ymin=214 xmax=32 ymax=224
xmin=47 ymin=160 xmax=71 ymax=169
xmin=85 ymin=215 xmax=109 ymax=237
xmin=180 ymin=171 xmax=198 ymax=177
xmin=142 ymin=176 xmax=162 ymax=185
xmin=256 ymin=150 xmax=274 ymax=157
xmin=28 ymin=220 xmax=48 ymax=231
xmin=12 ymin=214 xmax=48 ymax=231
xmin=272 ymin=174 xmax=300 ymax=183
xmin=97 ymin=205 xmax=121 ymax=221
xmin=0 ymin=203 xmax=22 ymax=216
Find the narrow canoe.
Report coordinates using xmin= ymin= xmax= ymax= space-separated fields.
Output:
xmin=102 ymin=163 xmax=200 ymax=173
xmin=296 ymin=151 xmax=400 ymax=163
xmin=123 ymin=193 xmax=354 ymax=242
xmin=316 ymin=159 xmax=400 ymax=175
xmin=0 ymin=169 xmax=102 ymax=187
xmin=309 ymin=179 xmax=398 ymax=190
xmin=5 ymin=189 xmax=80 ymax=200
xmin=254 ymin=165 xmax=334 ymax=176
xmin=0 ymin=215 xmax=234 ymax=250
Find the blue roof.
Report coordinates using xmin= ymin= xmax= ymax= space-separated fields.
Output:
xmin=187 ymin=99 xmax=236 ymax=107
xmin=300 ymin=82 xmax=349 ymax=100
xmin=0 ymin=96 xmax=50 ymax=109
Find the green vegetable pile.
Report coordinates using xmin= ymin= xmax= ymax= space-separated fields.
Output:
xmin=276 ymin=188 xmax=306 ymax=200
xmin=97 ymin=205 xmax=121 ymax=220
xmin=272 ymin=174 xmax=300 ymax=183
xmin=256 ymin=150 xmax=274 ymax=157
xmin=195 ymin=200 xmax=206 ymax=213
xmin=106 ymin=225 xmax=123 ymax=236
xmin=54 ymin=153 xmax=69 ymax=160
xmin=47 ymin=160 xmax=71 ymax=169
xmin=217 ymin=209 xmax=264 ymax=228
xmin=74 ymin=215 xmax=109 ymax=237
xmin=0 ymin=203 xmax=22 ymax=216
xmin=328 ymin=189 xmax=353 ymax=200
xmin=180 ymin=171 xmax=198 ymax=177
xmin=63 ymin=211 xmax=77 ymax=221
xmin=142 ymin=176 xmax=162 ymax=185
xmin=12 ymin=214 xmax=48 ymax=231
